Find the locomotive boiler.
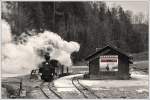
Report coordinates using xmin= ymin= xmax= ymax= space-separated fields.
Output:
xmin=37 ymin=54 xmax=68 ymax=82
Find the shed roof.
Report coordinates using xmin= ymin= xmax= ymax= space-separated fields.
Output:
xmin=85 ymin=45 xmax=132 ymax=63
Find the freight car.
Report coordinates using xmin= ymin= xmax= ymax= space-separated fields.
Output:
xmin=49 ymin=60 xmax=70 ymax=77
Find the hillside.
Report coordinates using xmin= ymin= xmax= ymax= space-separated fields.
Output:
xmin=2 ymin=2 xmax=148 ymax=62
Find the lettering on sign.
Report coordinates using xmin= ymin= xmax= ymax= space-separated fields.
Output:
xmin=99 ymin=55 xmax=118 ymax=71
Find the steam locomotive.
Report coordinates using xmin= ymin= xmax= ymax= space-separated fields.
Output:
xmin=30 ymin=54 xmax=68 ymax=82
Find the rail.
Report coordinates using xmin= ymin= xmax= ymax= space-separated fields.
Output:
xmin=39 ymin=81 xmax=62 ymax=99
xmin=72 ymin=77 xmax=88 ymax=98
xmin=48 ymin=83 xmax=62 ymax=99
xmin=72 ymin=77 xmax=100 ymax=99
xmin=77 ymin=78 xmax=100 ymax=98
xmin=39 ymin=82 xmax=50 ymax=99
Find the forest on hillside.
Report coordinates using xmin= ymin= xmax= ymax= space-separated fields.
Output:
xmin=2 ymin=1 xmax=148 ymax=63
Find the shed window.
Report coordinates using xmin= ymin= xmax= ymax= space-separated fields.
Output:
xmin=99 ymin=55 xmax=118 ymax=71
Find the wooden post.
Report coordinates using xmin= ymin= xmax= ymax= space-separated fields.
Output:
xmin=67 ymin=67 xmax=69 ymax=74
xmin=61 ymin=65 xmax=64 ymax=75
xmin=18 ymin=79 xmax=22 ymax=96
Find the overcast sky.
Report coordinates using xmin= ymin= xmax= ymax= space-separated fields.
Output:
xmin=105 ymin=1 xmax=148 ymax=16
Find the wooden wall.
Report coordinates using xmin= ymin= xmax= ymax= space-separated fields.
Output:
xmin=88 ymin=53 xmax=130 ymax=80
xmin=89 ymin=58 xmax=99 ymax=75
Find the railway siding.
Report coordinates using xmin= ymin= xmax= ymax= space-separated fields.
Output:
xmin=72 ymin=77 xmax=100 ymax=99
xmin=39 ymin=82 xmax=62 ymax=99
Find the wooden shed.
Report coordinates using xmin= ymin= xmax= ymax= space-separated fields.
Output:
xmin=85 ymin=45 xmax=133 ymax=80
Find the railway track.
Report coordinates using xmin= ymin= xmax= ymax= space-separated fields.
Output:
xmin=48 ymin=83 xmax=62 ymax=99
xmin=72 ymin=77 xmax=100 ymax=99
xmin=39 ymin=81 xmax=62 ymax=99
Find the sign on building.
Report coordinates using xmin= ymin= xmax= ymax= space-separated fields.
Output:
xmin=99 ymin=55 xmax=118 ymax=71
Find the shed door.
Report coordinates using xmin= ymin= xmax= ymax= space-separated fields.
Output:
xmin=99 ymin=55 xmax=118 ymax=71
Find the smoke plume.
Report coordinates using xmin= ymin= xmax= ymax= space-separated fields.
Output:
xmin=2 ymin=20 xmax=80 ymax=76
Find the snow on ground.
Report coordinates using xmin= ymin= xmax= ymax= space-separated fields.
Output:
xmin=136 ymin=89 xmax=149 ymax=93
xmin=2 ymin=72 xmax=148 ymax=99
xmin=53 ymin=73 xmax=148 ymax=99
xmin=54 ymin=74 xmax=83 ymax=92
xmin=80 ymin=74 xmax=148 ymax=88
xmin=131 ymin=72 xmax=148 ymax=80
xmin=2 ymin=87 xmax=8 ymax=98
xmin=134 ymin=60 xmax=148 ymax=64
xmin=54 ymin=73 xmax=148 ymax=92
xmin=2 ymin=74 xmax=28 ymax=78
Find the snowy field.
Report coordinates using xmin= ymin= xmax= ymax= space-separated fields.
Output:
xmin=1 ymin=72 xmax=149 ymax=99
xmin=1 ymin=60 xmax=149 ymax=99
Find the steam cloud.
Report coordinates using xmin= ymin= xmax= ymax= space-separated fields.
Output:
xmin=2 ymin=20 xmax=80 ymax=76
